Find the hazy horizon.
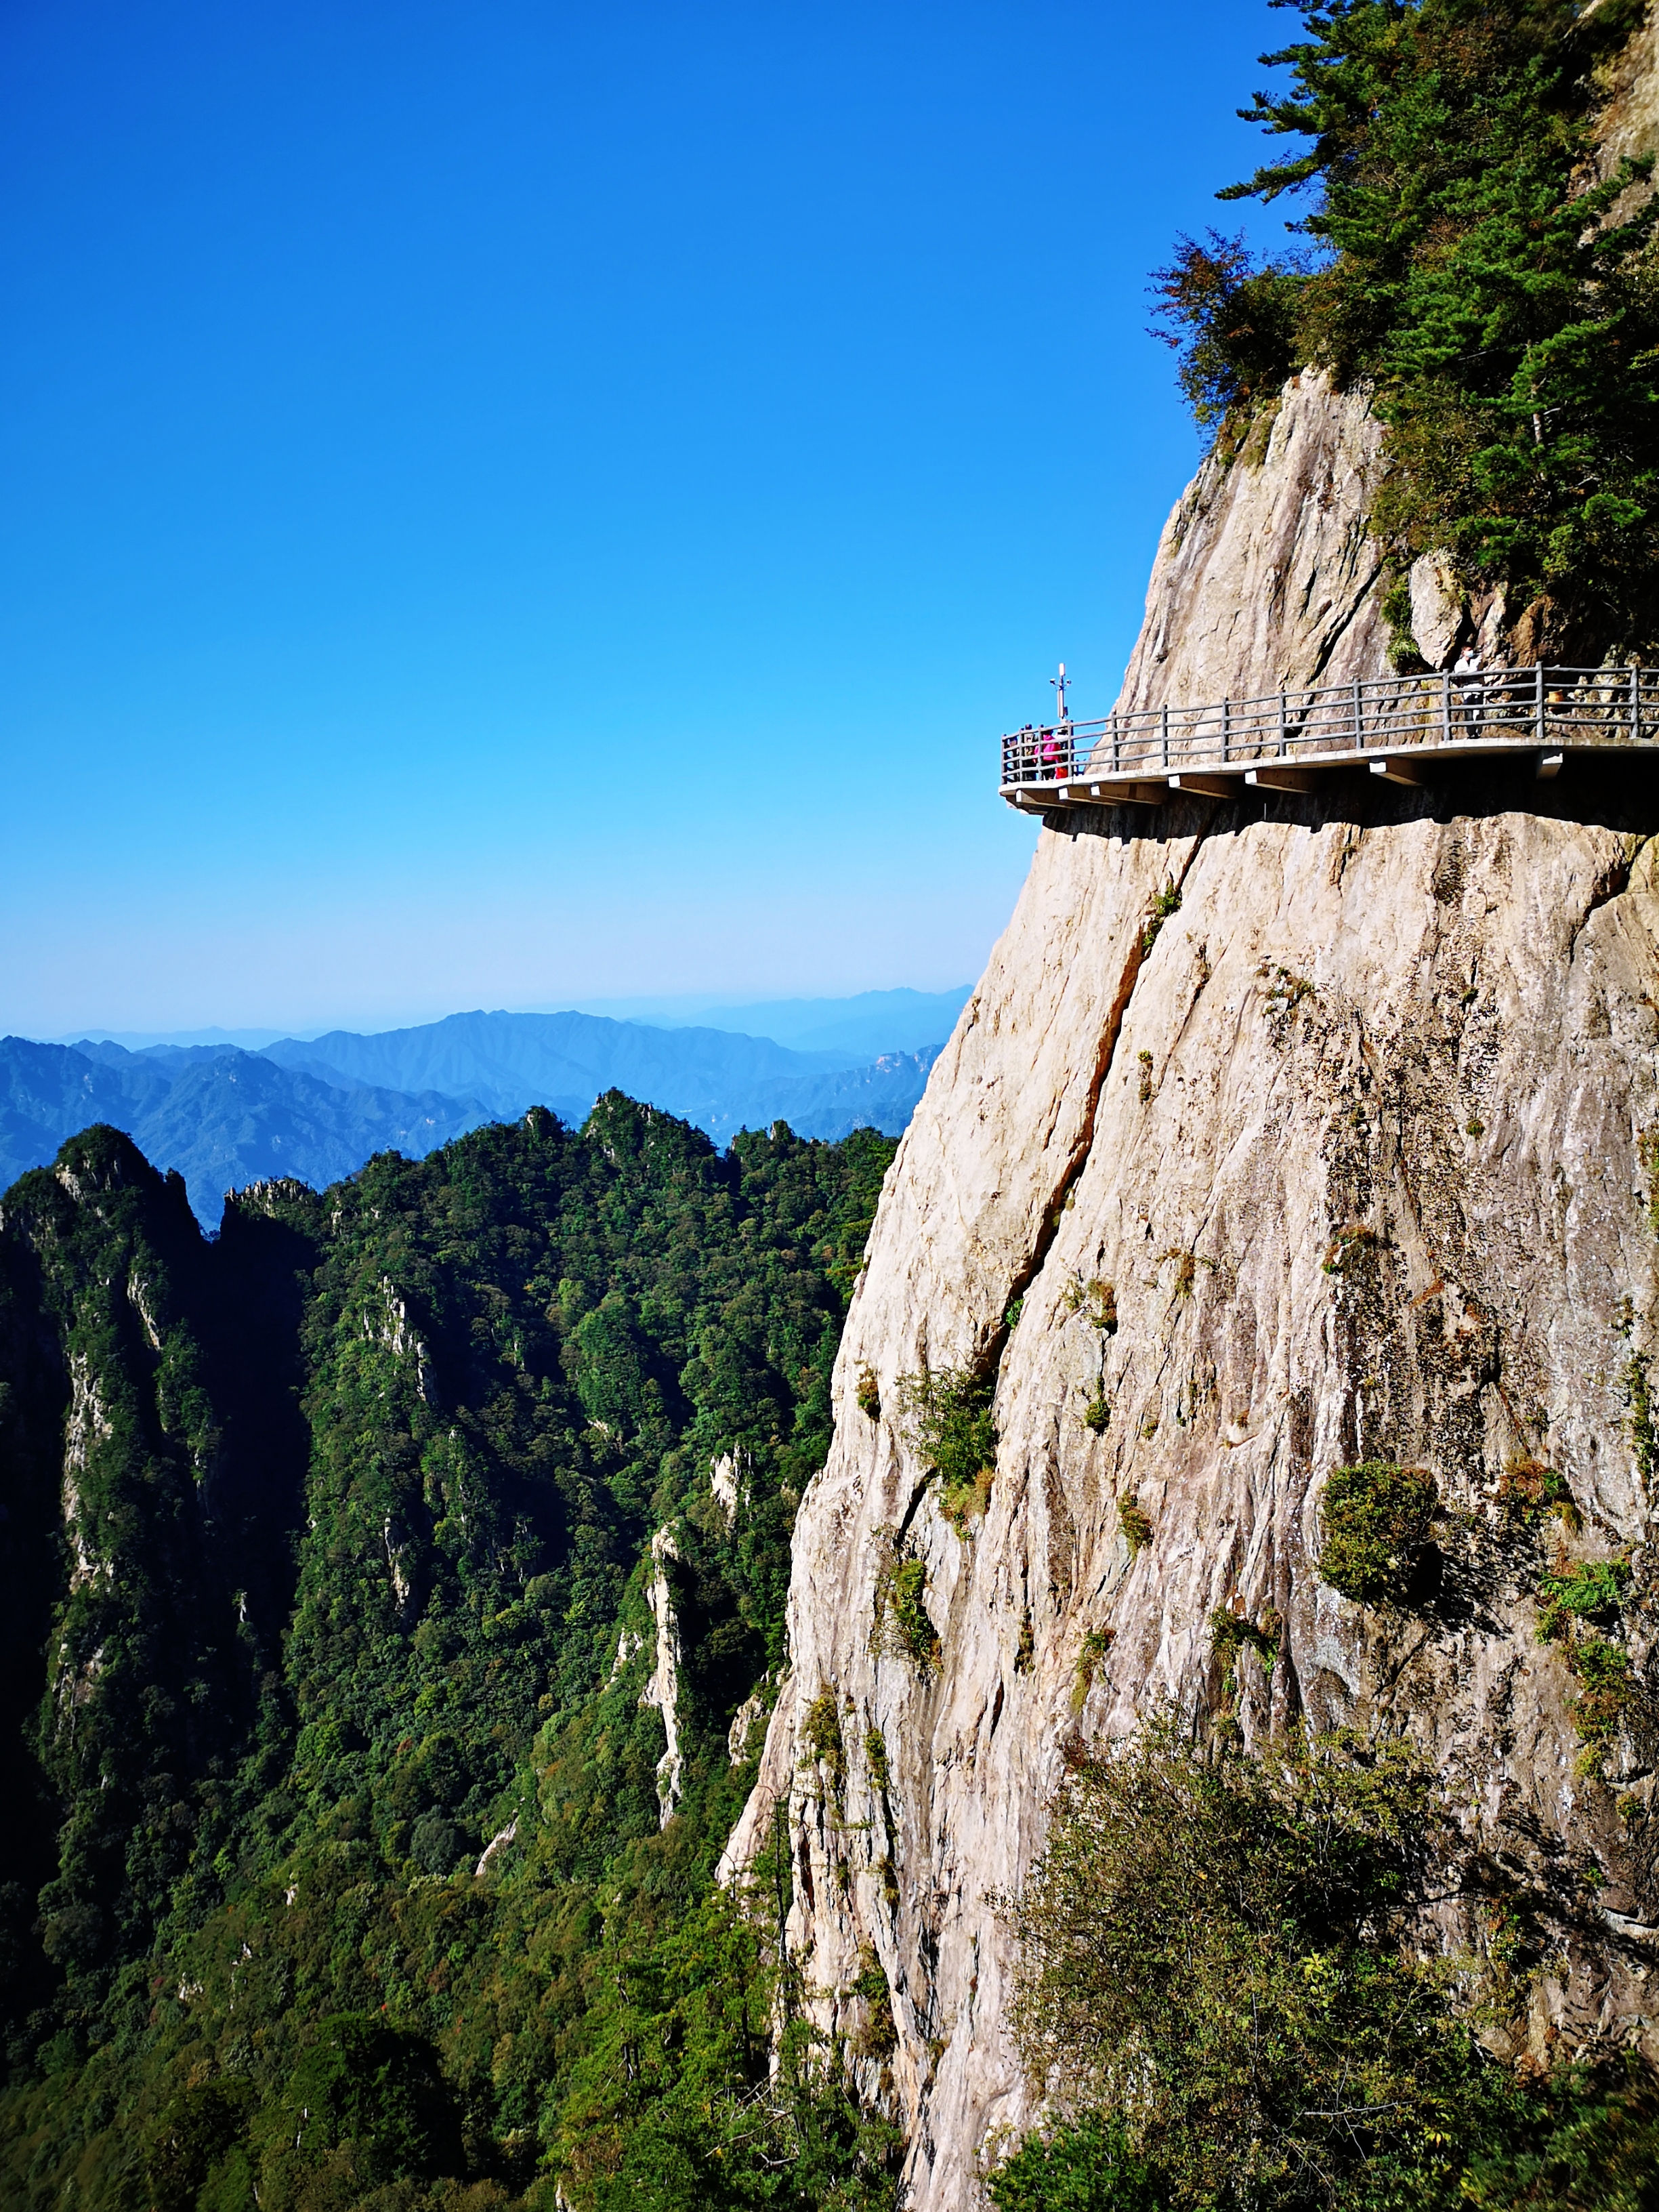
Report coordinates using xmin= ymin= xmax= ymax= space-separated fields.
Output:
xmin=40 ymin=982 xmax=974 ymax=1054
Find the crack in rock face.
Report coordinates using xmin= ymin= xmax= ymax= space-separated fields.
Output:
xmin=724 ymin=370 xmax=1659 ymax=2208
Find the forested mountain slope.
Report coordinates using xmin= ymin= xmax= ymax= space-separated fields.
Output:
xmin=0 ymin=1103 xmax=898 ymax=2209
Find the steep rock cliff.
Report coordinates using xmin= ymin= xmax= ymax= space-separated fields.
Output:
xmin=728 ymin=374 xmax=1659 ymax=2206
xmin=1114 ymin=369 xmax=1389 ymax=708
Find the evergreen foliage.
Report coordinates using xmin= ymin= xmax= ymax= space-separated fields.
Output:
xmin=0 ymin=1102 xmax=898 ymax=2209
xmin=989 ymin=2112 xmax=1161 ymax=2212
xmin=1153 ymin=0 xmax=1659 ymax=656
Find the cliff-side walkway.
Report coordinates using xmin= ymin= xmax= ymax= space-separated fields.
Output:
xmin=1001 ymin=665 xmax=1659 ymax=809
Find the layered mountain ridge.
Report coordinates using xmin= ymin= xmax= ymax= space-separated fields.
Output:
xmin=1 ymin=1007 xmax=949 ymax=1226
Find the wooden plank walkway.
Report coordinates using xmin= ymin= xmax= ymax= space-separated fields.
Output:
xmin=1000 ymin=665 xmax=1659 ymax=810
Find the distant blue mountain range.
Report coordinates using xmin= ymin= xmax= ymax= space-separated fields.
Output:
xmin=567 ymin=986 xmax=973 ymax=1059
xmin=1 ymin=997 xmax=962 ymax=1225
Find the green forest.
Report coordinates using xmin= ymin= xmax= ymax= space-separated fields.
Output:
xmin=0 ymin=1102 xmax=901 ymax=2209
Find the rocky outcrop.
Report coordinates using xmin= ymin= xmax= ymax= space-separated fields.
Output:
xmin=641 ymin=1527 xmax=686 ymax=1826
xmin=364 ymin=1275 xmax=436 ymax=1406
xmin=61 ymin=1352 xmax=110 ymax=1593
xmin=1599 ymin=0 xmax=1659 ymax=198
xmin=711 ymin=1451 xmax=747 ymax=1524
xmin=728 ymin=371 xmax=1659 ymax=2206
xmin=1113 ymin=369 xmax=1389 ymax=709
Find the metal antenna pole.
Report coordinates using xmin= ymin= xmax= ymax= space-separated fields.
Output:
xmin=1051 ymin=662 xmax=1070 ymax=725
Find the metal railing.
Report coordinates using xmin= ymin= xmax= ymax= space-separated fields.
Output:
xmin=1000 ymin=665 xmax=1659 ymax=787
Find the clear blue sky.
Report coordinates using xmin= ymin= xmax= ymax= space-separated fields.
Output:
xmin=1 ymin=0 xmax=1290 ymax=1039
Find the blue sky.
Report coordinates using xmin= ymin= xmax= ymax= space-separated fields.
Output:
xmin=1 ymin=0 xmax=1290 ymax=1039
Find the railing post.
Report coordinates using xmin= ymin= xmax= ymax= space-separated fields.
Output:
xmin=1535 ymin=663 xmax=1545 ymax=747
xmin=1162 ymin=703 xmax=1169 ymax=771
xmin=1353 ymin=680 xmax=1362 ymax=750
xmin=1112 ymin=713 xmax=1120 ymax=773
xmin=1443 ymin=671 xmax=1452 ymax=744
xmin=1222 ymin=698 xmax=1230 ymax=763
xmin=1633 ymin=665 xmax=1641 ymax=744
xmin=1278 ymin=692 xmax=1286 ymax=756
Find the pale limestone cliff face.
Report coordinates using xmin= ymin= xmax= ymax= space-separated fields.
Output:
xmin=641 ymin=1526 xmax=686 ymax=1827
xmin=1113 ymin=369 xmax=1389 ymax=710
xmin=1600 ymin=0 xmax=1659 ymax=192
xmin=727 ymin=371 xmax=1659 ymax=2206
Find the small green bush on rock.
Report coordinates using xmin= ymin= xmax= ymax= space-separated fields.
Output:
xmin=1211 ymin=1607 xmax=1281 ymax=1669
xmin=863 ymin=1725 xmax=891 ymax=1793
xmin=802 ymin=1686 xmax=847 ymax=1803
xmin=1536 ymin=1558 xmax=1631 ymax=1640
xmin=1317 ymin=1460 xmax=1438 ymax=1604
xmin=1568 ymin=1639 xmax=1633 ymax=1777
xmin=856 ymin=1364 xmax=881 ymax=1421
xmin=890 ymin=1560 xmax=938 ymax=1665
xmin=1072 ymin=1628 xmax=1116 ymax=1716
xmin=869 ymin=1535 xmax=941 ymax=1671
xmin=852 ymin=1944 xmax=898 ymax=2060
xmin=1118 ymin=1495 xmax=1154 ymax=1554
xmin=1499 ymin=1457 xmax=1579 ymax=1530
xmin=895 ymin=1366 xmax=997 ymax=1530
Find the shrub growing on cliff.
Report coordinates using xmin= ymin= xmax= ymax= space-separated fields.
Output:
xmin=802 ymin=1687 xmax=847 ymax=1804
xmin=894 ymin=1366 xmax=997 ymax=1530
xmin=1536 ymin=1556 xmax=1631 ymax=1638
xmin=1210 ymin=1605 xmax=1280 ymax=1670
xmin=990 ymin=2111 xmax=1162 ymax=2212
xmin=870 ymin=1539 xmax=940 ymax=1671
xmin=1150 ymin=232 xmax=1307 ymax=428
xmin=1072 ymin=1627 xmax=1115 ymax=1716
xmin=1499 ymin=1455 xmax=1579 ymax=1530
xmin=1118 ymin=1495 xmax=1153 ymax=1553
xmin=856 ymin=1364 xmax=881 ymax=1421
xmin=1317 ymin=1459 xmax=1439 ymax=1604
xmin=1565 ymin=1637 xmax=1633 ymax=1777
xmin=1003 ymin=1717 xmax=1515 ymax=2210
